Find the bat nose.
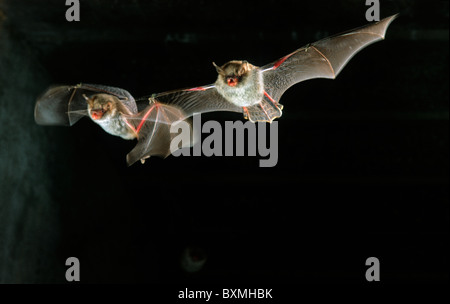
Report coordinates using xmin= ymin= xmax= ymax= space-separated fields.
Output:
xmin=227 ymin=77 xmax=238 ymax=87
xmin=91 ymin=109 xmax=106 ymax=120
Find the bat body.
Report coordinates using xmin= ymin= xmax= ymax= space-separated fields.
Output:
xmin=213 ymin=61 xmax=264 ymax=107
xmin=85 ymin=93 xmax=136 ymax=140
xmin=152 ymin=14 xmax=397 ymax=122
xmin=35 ymin=84 xmax=192 ymax=165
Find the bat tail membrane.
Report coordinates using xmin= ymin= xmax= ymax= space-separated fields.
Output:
xmin=244 ymin=92 xmax=283 ymax=123
xmin=312 ymin=14 xmax=398 ymax=79
xmin=124 ymin=101 xmax=194 ymax=166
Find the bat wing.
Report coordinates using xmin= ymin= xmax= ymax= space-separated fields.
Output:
xmin=255 ymin=14 xmax=398 ymax=122
xmin=34 ymin=83 xmax=137 ymax=126
xmin=149 ymin=85 xmax=242 ymax=118
xmin=123 ymin=101 xmax=195 ymax=166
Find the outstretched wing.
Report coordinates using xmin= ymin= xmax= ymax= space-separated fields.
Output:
xmin=123 ymin=101 xmax=195 ymax=166
xmin=34 ymin=83 xmax=137 ymax=126
xmin=261 ymin=14 xmax=398 ymax=103
xmin=149 ymin=85 xmax=242 ymax=118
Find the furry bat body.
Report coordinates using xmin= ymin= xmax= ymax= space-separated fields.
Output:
xmin=35 ymin=84 xmax=192 ymax=165
xmin=151 ymin=15 xmax=397 ymax=122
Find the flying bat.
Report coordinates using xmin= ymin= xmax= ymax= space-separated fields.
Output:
xmin=34 ymin=83 xmax=193 ymax=165
xmin=150 ymin=14 xmax=397 ymax=122
xmin=35 ymin=15 xmax=397 ymax=165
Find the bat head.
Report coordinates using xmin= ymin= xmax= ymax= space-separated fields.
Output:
xmin=213 ymin=60 xmax=252 ymax=87
xmin=84 ymin=93 xmax=119 ymax=121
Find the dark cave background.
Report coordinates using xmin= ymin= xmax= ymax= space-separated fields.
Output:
xmin=0 ymin=0 xmax=448 ymax=284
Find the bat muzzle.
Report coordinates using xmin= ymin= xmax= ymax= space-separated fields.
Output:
xmin=91 ymin=108 xmax=107 ymax=120
xmin=226 ymin=77 xmax=238 ymax=87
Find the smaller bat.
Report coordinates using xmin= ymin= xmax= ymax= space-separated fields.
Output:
xmin=34 ymin=84 xmax=193 ymax=166
xmin=150 ymin=14 xmax=398 ymax=122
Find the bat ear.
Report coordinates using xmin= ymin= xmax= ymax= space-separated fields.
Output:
xmin=212 ymin=62 xmax=224 ymax=75
xmin=238 ymin=61 xmax=249 ymax=76
xmin=82 ymin=94 xmax=93 ymax=105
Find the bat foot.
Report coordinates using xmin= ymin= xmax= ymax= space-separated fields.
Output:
xmin=243 ymin=107 xmax=249 ymax=120
xmin=140 ymin=156 xmax=150 ymax=164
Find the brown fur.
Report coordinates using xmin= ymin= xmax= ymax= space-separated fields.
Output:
xmin=86 ymin=94 xmax=136 ymax=140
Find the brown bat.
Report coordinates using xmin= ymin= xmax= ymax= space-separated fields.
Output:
xmin=149 ymin=14 xmax=397 ymax=122
xmin=34 ymin=83 xmax=192 ymax=165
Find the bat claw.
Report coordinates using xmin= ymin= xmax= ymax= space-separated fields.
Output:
xmin=242 ymin=107 xmax=249 ymax=120
xmin=140 ymin=155 xmax=150 ymax=164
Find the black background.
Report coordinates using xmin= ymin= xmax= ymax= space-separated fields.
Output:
xmin=0 ymin=0 xmax=448 ymax=284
